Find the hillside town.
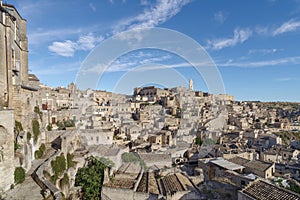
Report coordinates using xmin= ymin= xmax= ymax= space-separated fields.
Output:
xmin=1 ymin=2 xmax=300 ymax=200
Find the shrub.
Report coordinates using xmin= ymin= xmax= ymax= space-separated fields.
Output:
xmin=14 ymin=120 xmax=23 ymax=133
xmin=64 ymin=119 xmax=75 ymax=127
xmin=59 ymin=173 xmax=69 ymax=189
xmin=195 ymin=137 xmax=203 ymax=145
xmin=34 ymin=106 xmax=43 ymax=121
xmin=14 ymin=141 xmax=19 ymax=151
xmin=67 ymin=153 xmax=77 ymax=169
xmin=35 ymin=150 xmax=43 ymax=159
xmin=40 ymin=143 xmax=46 ymax=153
xmin=32 ymin=119 xmax=40 ymax=143
xmin=27 ymin=132 xmax=31 ymax=142
xmin=46 ymin=124 xmax=52 ymax=131
xmin=14 ymin=167 xmax=25 ymax=184
xmin=289 ymin=180 xmax=300 ymax=194
xmin=56 ymin=119 xmax=75 ymax=130
xmin=51 ymin=153 xmax=66 ymax=179
xmin=43 ymin=170 xmax=51 ymax=180
xmin=35 ymin=143 xmax=46 ymax=159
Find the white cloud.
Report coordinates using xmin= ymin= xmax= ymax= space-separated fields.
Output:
xmin=48 ymin=33 xmax=104 ymax=57
xmin=89 ymin=3 xmax=97 ymax=12
xmin=77 ymin=33 xmax=104 ymax=50
xmin=248 ymin=48 xmax=280 ymax=55
xmin=47 ymin=0 xmax=190 ymax=57
xmin=206 ymin=28 xmax=252 ymax=50
xmin=140 ymin=0 xmax=150 ymax=6
xmin=28 ymin=28 xmax=84 ymax=45
xmin=213 ymin=11 xmax=227 ymax=24
xmin=275 ymin=77 xmax=292 ymax=82
xmin=107 ymin=51 xmax=172 ymax=72
xmin=273 ymin=19 xmax=300 ymax=35
xmin=113 ymin=0 xmax=190 ymax=34
xmin=48 ymin=40 xmax=77 ymax=57
xmin=217 ymin=56 xmax=300 ymax=68
xmin=31 ymin=61 xmax=81 ymax=75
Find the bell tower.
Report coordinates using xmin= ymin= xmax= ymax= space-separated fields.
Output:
xmin=189 ymin=78 xmax=193 ymax=91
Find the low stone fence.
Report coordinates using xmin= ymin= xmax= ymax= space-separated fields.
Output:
xmin=31 ymin=150 xmax=63 ymax=200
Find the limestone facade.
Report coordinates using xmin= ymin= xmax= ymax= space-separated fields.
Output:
xmin=0 ymin=109 xmax=15 ymax=192
xmin=0 ymin=3 xmax=28 ymax=109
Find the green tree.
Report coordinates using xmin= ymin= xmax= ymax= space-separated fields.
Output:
xmin=14 ymin=167 xmax=25 ymax=184
xmin=75 ymin=157 xmax=109 ymax=200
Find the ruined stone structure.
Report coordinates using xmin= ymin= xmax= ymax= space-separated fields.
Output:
xmin=0 ymin=110 xmax=15 ymax=192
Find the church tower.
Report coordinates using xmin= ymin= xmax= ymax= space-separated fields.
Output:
xmin=189 ymin=78 xmax=193 ymax=91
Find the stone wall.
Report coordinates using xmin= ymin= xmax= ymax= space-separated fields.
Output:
xmin=0 ymin=109 xmax=15 ymax=192
xmin=102 ymin=187 xmax=150 ymax=200
xmin=31 ymin=150 xmax=62 ymax=200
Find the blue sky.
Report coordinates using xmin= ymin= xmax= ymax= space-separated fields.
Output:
xmin=7 ymin=0 xmax=300 ymax=101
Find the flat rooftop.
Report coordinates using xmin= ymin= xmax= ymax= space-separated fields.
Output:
xmin=210 ymin=158 xmax=245 ymax=171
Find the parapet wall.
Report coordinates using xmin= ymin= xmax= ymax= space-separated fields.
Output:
xmin=31 ymin=150 xmax=62 ymax=200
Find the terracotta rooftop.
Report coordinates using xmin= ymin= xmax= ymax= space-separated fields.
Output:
xmin=228 ymin=157 xmax=273 ymax=172
xmin=240 ymin=179 xmax=300 ymax=200
xmin=136 ymin=172 xmax=160 ymax=194
xmin=228 ymin=156 xmax=251 ymax=166
xmin=160 ymin=173 xmax=195 ymax=195
xmin=104 ymin=178 xmax=136 ymax=189
xmin=244 ymin=160 xmax=273 ymax=172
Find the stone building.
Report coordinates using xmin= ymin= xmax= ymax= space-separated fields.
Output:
xmin=0 ymin=2 xmax=39 ymax=128
xmin=134 ymin=86 xmax=170 ymax=102
xmin=0 ymin=2 xmax=29 ymax=108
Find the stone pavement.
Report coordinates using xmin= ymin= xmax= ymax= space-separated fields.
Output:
xmin=3 ymin=148 xmax=56 ymax=200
